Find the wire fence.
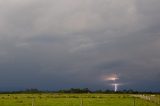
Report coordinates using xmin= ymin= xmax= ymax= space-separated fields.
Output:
xmin=0 ymin=94 xmax=159 ymax=106
xmin=133 ymin=94 xmax=160 ymax=106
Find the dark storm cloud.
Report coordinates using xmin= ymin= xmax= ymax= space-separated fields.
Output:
xmin=0 ymin=0 xmax=160 ymax=91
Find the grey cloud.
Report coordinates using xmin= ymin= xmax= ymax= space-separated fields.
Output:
xmin=0 ymin=0 xmax=160 ymax=91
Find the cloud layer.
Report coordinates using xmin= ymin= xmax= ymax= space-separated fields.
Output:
xmin=0 ymin=0 xmax=160 ymax=91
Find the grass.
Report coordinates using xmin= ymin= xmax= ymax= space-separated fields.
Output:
xmin=0 ymin=93 xmax=159 ymax=106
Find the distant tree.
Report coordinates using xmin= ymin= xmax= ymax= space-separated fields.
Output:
xmin=24 ymin=88 xmax=41 ymax=93
xmin=94 ymin=90 xmax=103 ymax=93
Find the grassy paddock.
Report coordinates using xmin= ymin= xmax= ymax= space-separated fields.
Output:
xmin=0 ymin=93 xmax=159 ymax=106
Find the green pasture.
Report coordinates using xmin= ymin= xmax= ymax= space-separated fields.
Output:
xmin=0 ymin=94 xmax=159 ymax=106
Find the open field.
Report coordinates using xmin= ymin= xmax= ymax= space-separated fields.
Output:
xmin=0 ymin=93 xmax=159 ymax=106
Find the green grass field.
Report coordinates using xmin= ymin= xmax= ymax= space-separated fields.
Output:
xmin=0 ymin=94 xmax=159 ymax=106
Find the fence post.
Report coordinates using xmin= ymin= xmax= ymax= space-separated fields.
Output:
xmin=133 ymin=97 xmax=136 ymax=106
xmin=158 ymin=96 xmax=160 ymax=105
xmin=32 ymin=97 xmax=35 ymax=106
xmin=80 ymin=98 xmax=83 ymax=106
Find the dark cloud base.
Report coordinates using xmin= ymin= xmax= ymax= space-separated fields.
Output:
xmin=0 ymin=0 xmax=160 ymax=91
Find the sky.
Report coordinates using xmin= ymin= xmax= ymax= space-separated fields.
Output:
xmin=0 ymin=0 xmax=160 ymax=91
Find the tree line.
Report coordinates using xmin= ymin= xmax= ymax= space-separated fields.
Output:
xmin=0 ymin=88 xmax=159 ymax=94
